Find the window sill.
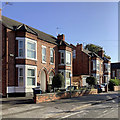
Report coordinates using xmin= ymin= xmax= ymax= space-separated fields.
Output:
xmin=42 ymin=61 xmax=46 ymax=64
xmin=16 ymin=57 xmax=37 ymax=61
xmin=66 ymin=64 xmax=71 ymax=66
xmin=50 ymin=63 xmax=54 ymax=65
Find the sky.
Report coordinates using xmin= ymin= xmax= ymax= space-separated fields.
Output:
xmin=2 ymin=2 xmax=118 ymax=62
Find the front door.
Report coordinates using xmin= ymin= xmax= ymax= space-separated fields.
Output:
xmin=40 ymin=70 xmax=46 ymax=92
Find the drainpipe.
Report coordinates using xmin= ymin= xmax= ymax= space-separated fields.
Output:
xmin=6 ymin=29 xmax=8 ymax=97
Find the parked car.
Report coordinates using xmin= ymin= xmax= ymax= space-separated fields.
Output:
xmin=101 ymin=83 xmax=107 ymax=87
xmin=96 ymin=84 xmax=105 ymax=93
xmin=66 ymin=86 xmax=77 ymax=91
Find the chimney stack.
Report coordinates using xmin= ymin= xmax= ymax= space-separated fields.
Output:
xmin=57 ymin=34 xmax=65 ymax=41
xmin=77 ymin=43 xmax=83 ymax=51
xmin=98 ymin=49 xmax=104 ymax=58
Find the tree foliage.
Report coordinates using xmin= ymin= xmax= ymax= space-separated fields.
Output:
xmin=84 ymin=44 xmax=111 ymax=60
xmin=86 ymin=76 xmax=97 ymax=86
xmin=52 ymin=73 xmax=65 ymax=88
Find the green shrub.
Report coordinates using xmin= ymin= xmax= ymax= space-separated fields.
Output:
xmin=52 ymin=73 xmax=65 ymax=89
xmin=86 ymin=76 xmax=97 ymax=87
xmin=108 ymin=79 xmax=120 ymax=91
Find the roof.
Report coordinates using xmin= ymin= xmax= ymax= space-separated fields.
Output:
xmin=111 ymin=62 xmax=120 ymax=69
xmin=82 ymin=49 xmax=91 ymax=57
xmin=2 ymin=16 xmax=71 ymax=47
xmin=82 ymin=49 xmax=103 ymax=60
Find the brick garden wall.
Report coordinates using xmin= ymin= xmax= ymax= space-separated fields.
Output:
xmin=114 ymin=86 xmax=120 ymax=91
xmin=34 ymin=89 xmax=97 ymax=103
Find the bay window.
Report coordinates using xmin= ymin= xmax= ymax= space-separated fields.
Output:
xmin=66 ymin=71 xmax=71 ymax=87
xmin=18 ymin=68 xmax=24 ymax=86
xmin=97 ymin=60 xmax=100 ymax=71
xmin=66 ymin=52 xmax=71 ymax=65
xmin=27 ymin=69 xmax=35 ymax=86
xmin=93 ymin=60 xmax=96 ymax=70
xmin=18 ymin=40 xmax=24 ymax=57
xmin=61 ymin=52 xmax=64 ymax=64
xmin=16 ymin=37 xmax=37 ymax=60
xmin=27 ymin=41 xmax=36 ymax=59
xmin=105 ymin=63 xmax=110 ymax=72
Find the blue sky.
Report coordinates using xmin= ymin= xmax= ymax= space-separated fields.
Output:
xmin=2 ymin=2 xmax=118 ymax=62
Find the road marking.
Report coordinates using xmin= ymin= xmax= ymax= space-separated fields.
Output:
xmin=112 ymin=100 xmax=115 ymax=103
xmin=106 ymin=96 xmax=112 ymax=99
xmin=96 ymin=109 xmax=115 ymax=118
xmin=103 ymin=110 xmax=107 ymax=113
xmin=60 ymin=110 xmax=84 ymax=119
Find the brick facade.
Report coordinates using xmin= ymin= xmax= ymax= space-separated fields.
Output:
xmin=1 ymin=16 xmax=73 ymax=97
xmin=1 ymin=15 xmax=111 ymax=97
xmin=71 ymin=43 xmax=111 ymax=86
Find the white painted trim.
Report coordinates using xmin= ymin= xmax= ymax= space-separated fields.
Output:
xmin=42 ymin=45 xmax=47 ymax=63
xmin=42 ymin=45 xmax=46 ymax=48
xmin=59 ymin=50 xmax=72 ymax=66
xmin=7 ymin=86 xmax=25 ymax=93
xmin=50 ymin=48 xmax=54 ymax=64
xmin=26 ymin=38 xmax=37 ymax=61
xmin=15 ymin=65 xmax=37 ymax=93
xmin=26 ymin=65 xmax=37 ymax=88
xmin=59 ymin=70 xmax=71 ymax=88
xmin=15 ymin=37 xmax=37 ymax=61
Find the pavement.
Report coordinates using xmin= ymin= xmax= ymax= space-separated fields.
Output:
xmin=1 ymin=91 xmax=120 ymax=119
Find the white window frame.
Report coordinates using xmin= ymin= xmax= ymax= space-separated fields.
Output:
xmin=49 ymin=71 xmax=54 ymax=84
xmin=59 ymin=70 xmax=72 ymax=88
xmin=96 ymin=74 xmax=100 ymax=82
xmin=16 ymin=37 xmax=25 ymax=59
xmin=16 ymin=65 xmax=25 ymax=87
xmin=27 ymin=40 xmax=37 ymax=60
xmin=26 ymin=65 xmax=37 ymax=87
xmin=60 ymin=52 xmax=65 ymax=65
xmin=66 ymin=51 xmax=71 ymax=65
xmin=18 ymin=40 xmax=24 ymax=58
xmin=104 ymin=63 xmax=110 ymax=73
xmin=42 ymin=45 xmax=46 ymax=63
xmin=92 ymin=60 xmax=96 ymax=71
xmin=96 ymin=60 xmax=100 ymax=71
xmin=18 ymin=67 xmax=24 ymax=86
xmin=50 ymin=48 xmax=54 ymax=64
xmin=16 ymin=37 xmax=37 ymax=61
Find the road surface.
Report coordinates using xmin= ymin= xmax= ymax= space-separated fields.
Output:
xmin=2 ymin=91 xmax=120 ymax=119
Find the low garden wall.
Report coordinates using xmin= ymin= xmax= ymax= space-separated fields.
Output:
xmin=34 ymin=89 xmax=97 ymax=103
xmin=114 ymin=86 xmax=120 ymax=91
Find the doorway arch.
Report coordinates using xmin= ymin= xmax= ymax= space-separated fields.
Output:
xmin=40 ymin=70 xmax=46 ymax=92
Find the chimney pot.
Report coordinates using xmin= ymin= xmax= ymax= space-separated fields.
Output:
xmin=77 ymin=43 xmax=83 ymax=51
xmin=57 ymin=34 xmax=65 ymax=41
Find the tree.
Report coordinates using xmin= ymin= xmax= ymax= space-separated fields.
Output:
xmin=86 ymin=76 xmax=97 ymax=87
xmin=84 ymin=44 xmax=111 ymax=60
xmin=52 ymin=73 xmax=65 ymax=89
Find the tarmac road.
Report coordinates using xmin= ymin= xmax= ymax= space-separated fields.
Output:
xmin=1 ymin=91 xmax=120 ymax=119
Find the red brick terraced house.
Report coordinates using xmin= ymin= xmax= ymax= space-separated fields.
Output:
xmin=111 ymin=62 xmax=120 ymax=80
xmin=70 ymin=43 xmax=111 ymax=87
xmin=1 ymin=15 xmax=73 ymax=97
